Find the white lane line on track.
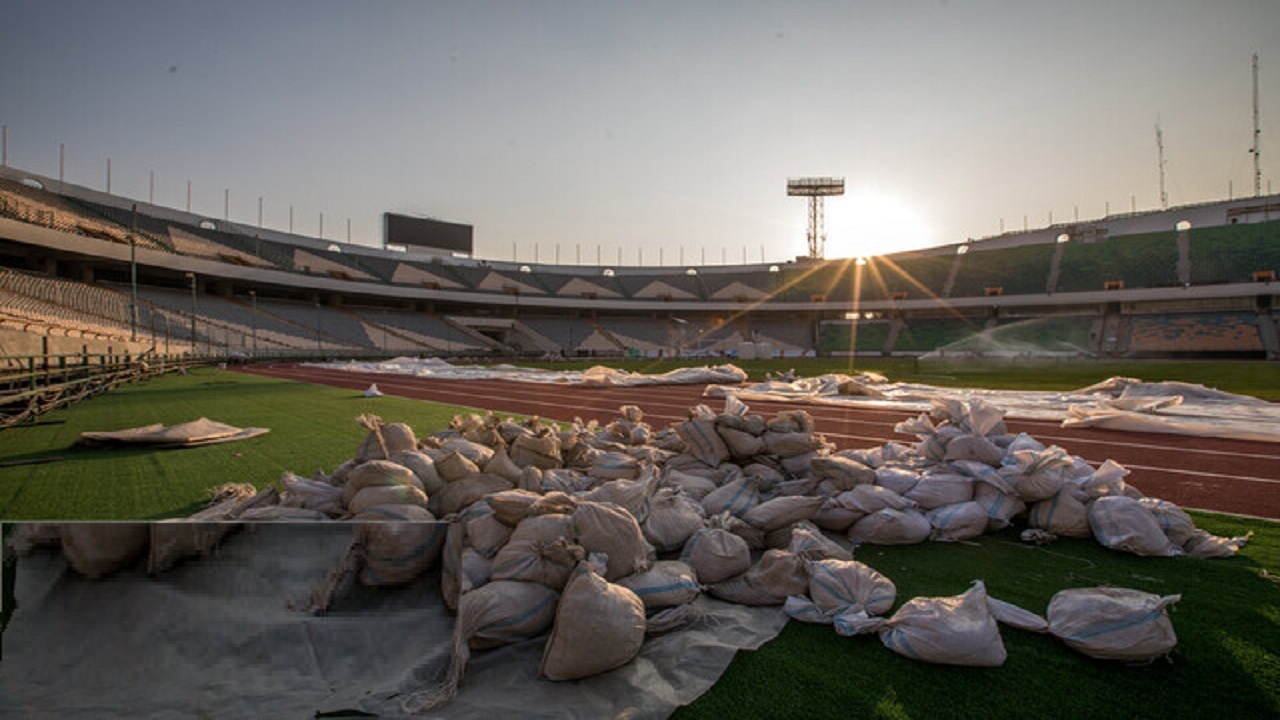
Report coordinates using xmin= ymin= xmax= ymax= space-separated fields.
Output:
xmin=256 ymin=369 xmax=1280 ymax=485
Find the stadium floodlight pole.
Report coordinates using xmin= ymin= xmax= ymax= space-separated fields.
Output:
xmin=224 ymin=189 xmax=229 ymax=221
xmin=59 ymin=143 xmax=65 ymax=189
xmin=1 ymin=124 xmax=6 ymax=166
xmin=289 ymin=205 xmax=294 ymax=233
xmin=186 ymin=180 xmax=191 ymax=213
xmin=788 ymin=177 xmax=843 ymax=259
xmin=129 ymin=204 xmax=139 ymax=340
xmin=259 ymin=197 xmax=264 ymax=228
xmin=149 ymin=171 xmax=155 ymax=205
xmin=319 ymin=212 xmax=324 ymax=239
xmin=106 ymin=158 xmax=111 ymax=193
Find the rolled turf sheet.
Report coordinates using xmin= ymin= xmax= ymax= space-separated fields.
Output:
xmin=0 ymin=523 xmax=787 ymax=718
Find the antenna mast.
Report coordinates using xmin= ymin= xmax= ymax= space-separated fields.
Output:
xmin=1253 ymin=52 xmax=1262 ymax=197
xmin=1156 ymin=120 xmax=1168 ymax=209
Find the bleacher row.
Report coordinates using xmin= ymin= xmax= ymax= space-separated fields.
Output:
xmin=5 ymin=175 xmax=1279 ymax=306
xmin=0 ymin=265 xmax=1270 ymax=357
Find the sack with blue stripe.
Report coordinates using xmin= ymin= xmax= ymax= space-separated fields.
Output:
xmin=1047 ymin=587 xmax=1181 ymax=661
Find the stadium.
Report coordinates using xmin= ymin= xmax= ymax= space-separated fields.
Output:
xmin=2 ymin=162 xmax=1279 ymax=364
xmin=2 ymin=3 xmax=1279 ymax=717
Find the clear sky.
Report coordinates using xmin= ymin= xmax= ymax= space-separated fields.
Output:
xmin=2 ymin=1 xmax=1278 ymax=263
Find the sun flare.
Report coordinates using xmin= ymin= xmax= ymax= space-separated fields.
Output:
xmin=824 ymin=193 xmax=935 ymax=259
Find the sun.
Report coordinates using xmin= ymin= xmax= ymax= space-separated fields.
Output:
xmin=823 ymin=193 xmax=936 ymax=259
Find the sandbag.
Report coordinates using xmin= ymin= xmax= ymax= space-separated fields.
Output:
xmin=355 ymin=420 xmax=417 ymax=462
xmin=147 ymin=523 xmax=234 ymax=574
xmin=440 ymin=437 xmax=496 ymax=466
xmin=663 ymin=468 xmax=718 ymax=501
xmin=487 ymin=489 xmax=545 ymax=526
xmin=588 ymin=452 xmax=642 ymax=481
xmin=810 ymin=455 xmax=875 ymax=491
xmin=807 ymin=558 xmax=897 ymax=617
xmin=511 ymin=432 xmax=563 ymax=470
xmin=402 ymin=580 xmax=560 ymax=714
xmin=465 ymin=508 xmax=515 ymax=559
xmin=435 ymin=451 xmax=481 ymax=482
xmin=357 ymin=520 xmax=447 ymax=586
xmin=788 ymin=524 xmax=853 ymax=562
xmin=926 ymin=502 xmax=989 ymax=542
xmin=61 ymin=524 xmax=149 ymax=579
xmin=429 ymin=474 xmax=513 ymax=517
xmin=676 ymin=419 xmax=730 ymax=466
xmin=742 ymin=495 xmax=826 ymax=532
xmin=1138 ymin=498 xmax=1197 ymax=547
xmin=874 ymin=467 xmax=920 ymax=496
xmin=392 ymin=450 xmax=446 ymax=495
xmin=540 ymin=562 xmax=646 ymax=681
xmin=707 ymin=549 xmax=807 ymax=606
xmin=701 ymin=475 xmax=763 ymax=518
xmin=716 ymin=425 xmax=765 ymax=459
xmin=573 ymin=501 xmax=650 ymax=582
xmin=905 ymin=473 xmax=974 ymax=510
xmin=848 ymin=508 xmax=931 ymax=546
xmin=1047 ymin=587 xmax=1181 ymax=661
xmin=349 ymin=484 xmax=429 ymax=516
xmin=879 ymin=581 xmax=1007 ymax=667
xmin=582 ymin=472 xmax=655 ymax=522
xmin=972 ymin=482 xmax=1026 ymax=531
xmin=342 ymin=460 xmax=421 ymax=507
xmin=490 ymin=514 xmax=581 ymax=590
xmin=841 ymin=484 xmax=915 ymax=516
xmin=617 ymin=560 xmax=701 ymax=609
xmin=280 ymin=473 xmax=345 ymax=516
xmin=1026 ymin=488 xmax=1092 ymax=539
xmin=811 ymin=496 xmax=862 ymax=532
xmin=483 ymin=445 xmax=524 ymax=484
xmin=1182 ymin=529 xmax=1251 ymax=558
xmin=943 ymin=434 xmax=1004 ymax=466
xmin=642 ymin=488 xmax=707 ymax=553
xmin=1003 ymin=446 xmax=1073 ymax=502
xmin=680 ymin=527 xmax=751 ymax=583
xmin=1088 ymin=496 xmax=1181 ymax=557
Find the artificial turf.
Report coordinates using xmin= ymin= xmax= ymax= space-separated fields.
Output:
xmin=676 ymin=510 xmax=1280 ymax=719
xmin=0 ymin=361 xmax=1277 ymax=718
xmin=0 ymin=367 xmax=474 ymax=519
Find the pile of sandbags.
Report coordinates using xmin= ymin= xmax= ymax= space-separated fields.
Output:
xmin=405 ymin=392 xmax=1225 ymax=702
xmin=12 ymin=523 xmax=240 ymax=580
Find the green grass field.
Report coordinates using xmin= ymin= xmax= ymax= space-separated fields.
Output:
xmin=678 ymin=511 xmax=1280 ymax=719
xmin=1 ymin=362 xmax=1277 ymax=717
xmin=0 ymin=368 xmax=474 ymax=519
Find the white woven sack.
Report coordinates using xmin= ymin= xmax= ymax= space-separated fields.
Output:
xmin=1047 ymin=587 xmax=1181 ymax=661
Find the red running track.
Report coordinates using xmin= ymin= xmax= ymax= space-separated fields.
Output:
xmin=237 ymin=364 xmax=1280 ymax=521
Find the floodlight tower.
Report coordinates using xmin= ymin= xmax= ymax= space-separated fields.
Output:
xmin=788 ymin=177 xmax=844 ymax=259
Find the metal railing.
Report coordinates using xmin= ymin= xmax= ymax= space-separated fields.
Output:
xmin=0 ymin=351 xmax=208 ymax=430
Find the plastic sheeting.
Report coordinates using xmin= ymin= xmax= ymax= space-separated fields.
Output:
xmin=0 ymin=523 xmax=787 ymax=719
xmin=705 ymin=375 xmax=1280 ymax=443
xmin=302 ymin=357 xmax=748 ymax=387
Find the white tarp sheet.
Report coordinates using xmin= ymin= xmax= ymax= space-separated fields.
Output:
xmin=704 ymin=375 xmax=1280 ymax=443
xmin=0 ymin=523 xmax=786 ymax=719
xmin=302 ymin=357 xmax=748 ymax=387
